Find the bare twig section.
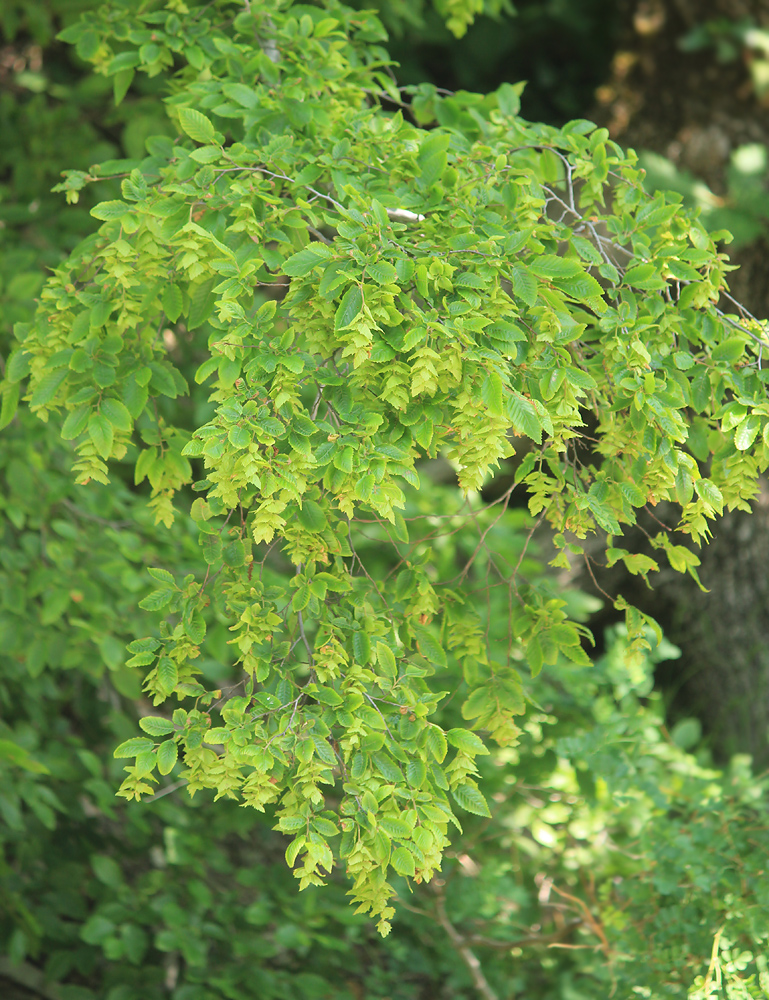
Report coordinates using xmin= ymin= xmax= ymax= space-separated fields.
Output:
xmin=431 ymin=884 xmax=500 ymax=1000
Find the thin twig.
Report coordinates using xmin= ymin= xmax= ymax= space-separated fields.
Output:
xmin=431 ymin=885 xmax=499 ymax=1000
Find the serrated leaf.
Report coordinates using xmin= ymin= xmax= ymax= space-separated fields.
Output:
xmin=222 ymin=82 xmax=259 ymax=108
xmin=6 ymin=350 xmax=31 ymax=383
xmin=162 ymin=284 xmax=183 ymax=322
xmin=510 ymin=264 xmax=538 ymax=307
xmin=528 ymin=255 xmax=582 ymax=279
xmin=178 ymin=107 xmax=216 ymax=144
xmin=380 ymin=816 xmax=411 ymax=838
xmin=127 ymin=637 xmax=161 ymax=654
xmin=367 ymin=260 xmax=398 ymax=285
xmin=312 ymin=816 xmax=340 ymax=837
xmin=157 ymin=657 xmax=178 ymax=695
xmin=298 ymin=500 xmax=327 ymax=532
xmin=30 ymin=369 xmax=67 ymax=408
xmin=148 ymin=567 xmax=174 ymax=585
xmin=619 ymin=482 xmax=646 ymax=507
xmin=426 ymin=727 xmax=448 ymax=763
xmin=88 ymin=412 xmax=114 ymax=458
xmin=406 ymin=759 xmax=426 ymax=787
xmin=391 ymin=846 xmax=416 ymax=877
xmin=200 ymin=533 xmax=222 ymax=564
xmin=451 ymin=782 xmax=491 ymax=817
xmin=222 ymin=539 xmax=245 ymax=567
xmin=114 ymin=737 xmax=154 ymax=758
xmin=228 ymin=425 xmax=251 ymax=448
xmin=156 ymin=740 xmax=178 ymax=775
xmin=100 ymin=397 xmax=132 ymax=432
xmin=481 ymin=371 xmax=503 ymax=415
xmin=0 ymin=382 xmax=19 ymax=430
xmin=139 ymin=589 xmax=174 ymax=611
xmin=90 ymin=200 xmax=130 ymax=221
xmin=185 ymin=612 xmax=206 ymax=645
xmin=447 ymin=728 xmax=490 ymax=756
xmin=735 ymin=416 xmax=760 ymax=451
xmin=283 ymin=243 xmax=334 ymax=276
xmin=61 ymin=404 xmax=90 ymax=440
xmin=335 ymin=284 xmax=363 ymax=330
xmin=712 ymin=337 xmax=745 ymax=364
xmin=139 ymin=717 xmax=175 ymax=736
xmin=286 ymin=836 xmax=306 ymax=867
xmin=556 ymin=272 xmax=604 ymax=300
xmin=376 ymin=642 xmax=397 ymax=679
xmin=372 ymin=752 xmax=403 ymax=784
xmin=694 ymin=478 xmax=723 ymax=511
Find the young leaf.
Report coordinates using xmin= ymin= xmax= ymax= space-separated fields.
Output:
xmin=114 ymin=737 xmax=154 ymax=758
xmin=139 ymin=717 xmax=176 ymax=737
xmin=177 ymin=107 xmax=216 ymax=144
xmin=156 ymin=740 xmax=178 ymax=775
xmin=335 ymin=285 xmax=363 ymax=330
xmin=451 ymin=783 xmax=491 ymax=818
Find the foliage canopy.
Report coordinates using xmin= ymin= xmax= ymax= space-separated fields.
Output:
xmin=2 ymin=1 xmax=769 ymax=996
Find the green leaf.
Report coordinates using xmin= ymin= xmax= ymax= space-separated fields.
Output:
xmin=511 ymin=264 xmax=538 ymax=307
xmin=114 ymin=737 xmax=154 ymax=758
xmin=30 ymin=369 xmax=67 ymax=407
xmin=61 ymin=404 xmax=90 ymax=440
xmin=222 ymin=539 xmax=245 ymax=567
xmin=451 ymin=783 xmax=491 ymax=817
xmin=735 ymin=416 xmax=760 ymax=451
xmin=228 ymin=425 xmax=251 ymax=449
xmin=372 ymin=752 xmax=403 ymax=784
xmin=6 ymin=350 xmax=31 ymax=383
xmin=283 ymin=243 xmax=334 ymax=276
xmin=426 ymin=727 xmax=448 ymax=763
xmin=185 ymin=612 xmax=206 ymax=644
xmin=528 ymin=255 xmax=583 ymax=279
xmin=623 ymin=262 xmax=666 ymax=290
xmin=367 ymin=260 xmax=399 ymax=285
xmin=406 ymin=759 xmax=426 ymax=787
xmin=481 ymin=372 xmax=503 ymax=415
xmin=139 ymin=589 xmax=174 ymax=611
xmin=694 ymin=478 xmax=723 ymax=511
xmin=113 ymin=67 xmax=134 ymax=105
xmin=178 ymin=107 xmax=216 ymax=144
xmin=162 ymin=284 xmax=184 ymax=322
xmin=447 ymin=729 xmax=489 ymax=756
xmin=90 ymin=200 xmax=130 ymax=221
xmin=353 ymin=630 xmax=372 ymax=664
xmin=712 ymin=337 xmax=746 ymax=363
xmin=0 ymin=382 xmax=19 ymax=430
xmin=156 ymin=740 xmax=178 ymax=775
xmin=200 ymin=533 xmax=222 ymax=564
xmin=376 ymin=642 xmax=397 ymax=679
xmin=157 ymin=658 xmax=178 ymax=696
xmin=88 ymin=412 xmax=114 ymax=459
xmin=335 ymin=285 xmax=363 ymax=330
xmin=391 ymin=846 xmax=416 ymax=877
xmin=222 ymin=82 xmax=259 ymax=108
xmin=100 ymin=397 xmax=132 ymax=432
xmin=298 ymin=500 xmax=327 ymax=532
xmin=413 ymin=625 xmax=447 ymax=668
xmin=139 ymin=717 xmax=175 ymax=737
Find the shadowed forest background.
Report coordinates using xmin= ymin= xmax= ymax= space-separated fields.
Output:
xmin=2 ymin=2 xmax=769 ymax=999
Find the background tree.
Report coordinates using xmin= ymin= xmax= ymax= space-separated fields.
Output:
xmin=1 ymin=3 xmax=769 ymax=1000
xmin=582 ymin=0 xmax=769 ymax=765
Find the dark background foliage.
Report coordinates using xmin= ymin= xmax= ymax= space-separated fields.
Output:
xmin=2 ymin=2 xmax=769 ymax=999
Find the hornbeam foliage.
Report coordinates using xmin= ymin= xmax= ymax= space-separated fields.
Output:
xmin=4 ymin=0 xmax=769 ymax=935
